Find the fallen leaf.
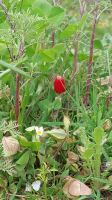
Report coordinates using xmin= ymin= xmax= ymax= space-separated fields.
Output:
xmin=67 ymin=151 xmax=79 ymax=163
xmin=63 ymin=178 xmax=74 ymax=199
xmin=64 ymin=115 xmax=70 ymax=131
xmin=2 ymin=136 xmax=20 ymax=157
xmin=69 ymin=180 xmax=92 ymax=196
xmin=103 ymin=119 xmax=111 ymax=131
xmin=77 ymin=145 xmax=85 ymax=153
xmin=63 ymin=178 xmax=92 ymax=198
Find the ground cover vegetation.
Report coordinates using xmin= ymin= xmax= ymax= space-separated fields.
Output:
xmin=0 ymin=0 xmax=112 ymax=199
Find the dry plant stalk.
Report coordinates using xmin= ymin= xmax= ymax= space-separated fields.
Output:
xmin=83 ymin=7 xmax=98 ymax=106
xmin=0 ymin=2 xmax=24 ymax=126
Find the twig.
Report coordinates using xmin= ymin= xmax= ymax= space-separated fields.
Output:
xmin=8 ymin=193 xmax=26 ymax=198
xmin=0 ymin=1 xmax=15 ymax=60
xmin=15 ymin=74 xmax=20 ymax=126
xmin=15 ymin=39 xmax=24 ymax=127
xmin=83 ymin=7 xmax=98 ymax=106
xmin=0 ymin=1 xmax=15 ymax=31
xmin=79 ymin=0 xmax=86 ymax=18
xmin=51 ymin=31 xmax=55 ymax=48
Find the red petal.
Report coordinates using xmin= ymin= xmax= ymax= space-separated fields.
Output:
xmin=54 ymin=76 xmax=66 ymax=94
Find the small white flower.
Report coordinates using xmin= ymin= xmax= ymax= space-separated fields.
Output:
xmin=25 ymin=126 xmax=37 ymax=132
xmin=32 ymin=180 xmax=41 ymax=192
xmin=35 ymin=127 xmax=44 ymax=136
xmin=25 ymin=183 xmax=32 ymax=192
xmin=26 ymin=126 xmax=44 ymax=136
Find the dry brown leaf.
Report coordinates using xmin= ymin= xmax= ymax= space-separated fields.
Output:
xmin=77 ymin=145 xmax=85 ymax=153
xmin=63 ymin=115 xmax=70 ymax=131
xmin=2 ymin=136 xmax=20 ymax=157
xmin=65 ymin=137 xmax=76 ymax=144
xmin=103 ymin=119 xmax=111 ymax=131
xmin=68 ymin=180 xmax=92 ymax=196
xmin=101 ymin=185 xmax=110 ymax=190
xmin=97 ymin=75 xmax=112 ymax=86
xmin=63 ymin=178 xmax=92 ymax=198
xmin=63 ymin=178 xmax=74 ymax=199
xmin=5 ymin=86 xmax=10 ymax=97
xmin=68 ymin=151 xmax=79 ymax=163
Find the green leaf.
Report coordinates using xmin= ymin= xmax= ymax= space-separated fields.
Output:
xmin=39 ymin=43 xmax=65 ymax=62
xmin=0 ymin=69 xmax=10 ymax=79
xmin=78 ymin=15 xmax=87 ymax=29
xmin=21 ymin=0 xmax=35 ymax=10
xmin=94 ymin=40 xmax=103 ymax=49
xmin=45 ymin=129 xmax=67 ymax=140
xmin=53 ymin=98 xmax=62 ymax=110
xmin=18 ymin=136 xmax=40 ymax=151
xmin=0 ymin=60 xmax=31 ymax=78
xmin=39 ymin=99 xmax=53 ymax=112
xmin=32 ymin=0 xmax=52 ymax=17
xmin=78 ymin=53 xmax=89 ymax=61
xmin=16 ymin=151 xmax=30 ymax=166
xmin=18 ymin=136 xmax=29 ymax=147
xmin=48 ymin=6 xmax=65 ymax=27
xmin=60 ymin=24 xmax=78 ymax=39
xmin=29 ymin=142 xmax=40 ymax=151
xmin=93 ymin=127 xmax=105 ymax=144
xmin=83 ymin=143 xmax=94 ymax=160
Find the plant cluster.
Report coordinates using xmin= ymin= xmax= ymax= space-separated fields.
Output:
xmin=0 ymin=0 xmax=112 ymax=199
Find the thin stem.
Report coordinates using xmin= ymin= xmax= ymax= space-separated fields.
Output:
xmin=0 ymin=1 xmax=24 ymax=126
xmin=15 ymin=74 xmax=20 ymax=126
xmin=51 ymin=31 xmax=55 ymax=48
xmin=71 ymin=42 xmax=78 ymax=82
xmin=83 ymin=7 xmax=98 ymax=106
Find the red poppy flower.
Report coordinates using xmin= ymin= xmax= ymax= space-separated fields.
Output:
xmin=54 ymin=75 xmax=66 ymax=94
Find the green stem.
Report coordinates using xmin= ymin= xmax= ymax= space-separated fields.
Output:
xmin=44 ymin=181 xmax=48 ymax=200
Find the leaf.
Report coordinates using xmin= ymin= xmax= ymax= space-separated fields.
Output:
xmin=45 ymin=128 xmax=67 ymax=140
xmin=82 ymin=144 xmax=94 ymax=160
xmin=38 ymin=99 xmax=53 ymax=112
xmin=18 ymin=136 xmax=40 ymax=151
xmin=29 ymin=142 xmax=40 ymax=151
xmin=39 ymin=43 xmax=65 ymax=62
xmin=103 ymin=119 xmax=111 ymax=131
xmin=2 ymin=136 xmax=20 ymax=157
xmin=16 ymin=151 xmax=30 ymax=166
xmin=68 ymin=180 xmax=92 ymax=196
xmin=0 ymin=69 xmax=10 ymax=79
xmin=53 ymin=97 xmax=62 ymax=110
xmin=48 ymin=6 xmax=65 ymax=26
xmin=78 ymin=15 xmax=87 ymax=29
xmin=78 ymin=53 xmax=89 ymax=61
xmin=60 ymin=24 xmax=78 ymax=39
xmin=63 ymin=178 xmax=92 ymax=198
xmin=94 ymin=40 xmax=103 ymax=49
xmin=18 ymin=136 xmax=29 ymax=147
xmin=67 ymin=151 xmax=79 ymax=163
xmin=21 ymin=0 xmax=35 ymax=10
xmin=64 ymin=115 xmax=70 ymax=132
xmin=0 ymin=60 xmax=31 ymax=78
xmin=32 ymin=0 xmax=52 ymax=17
xmin=93 ymin=127 xmax=105 ymax=144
